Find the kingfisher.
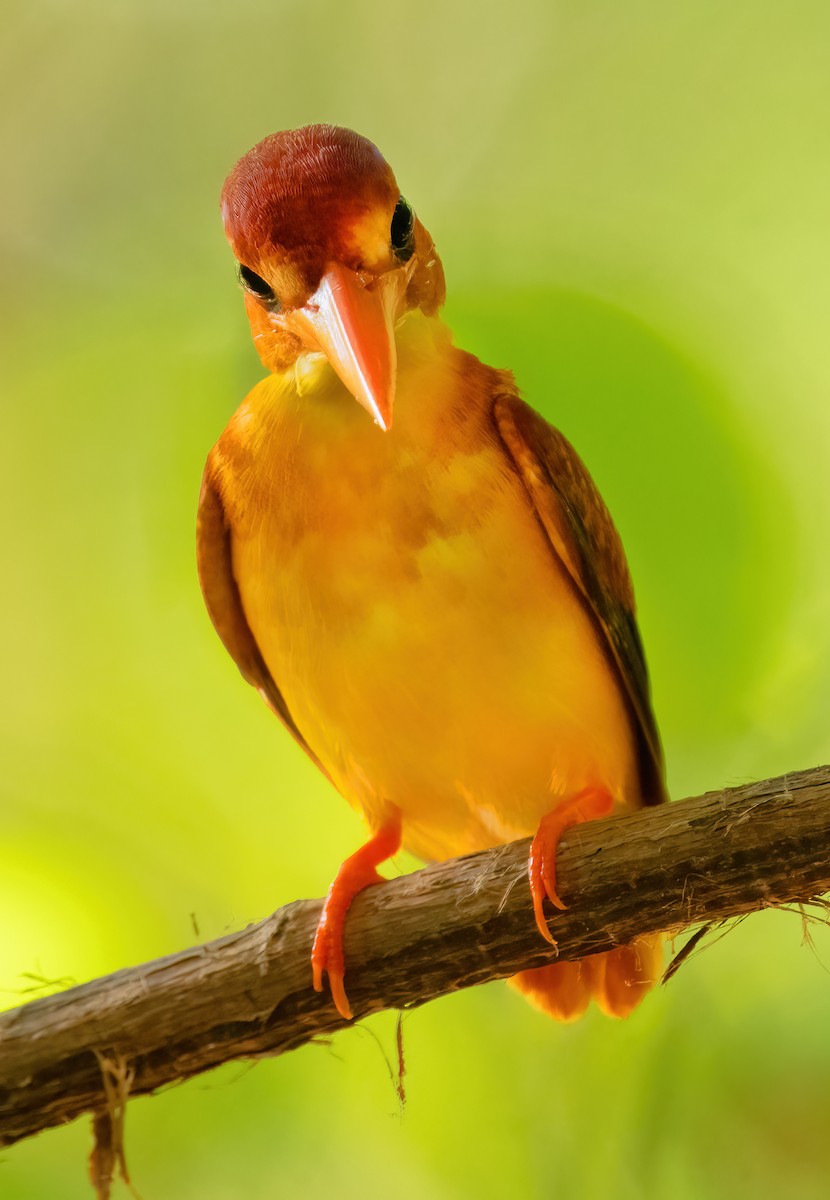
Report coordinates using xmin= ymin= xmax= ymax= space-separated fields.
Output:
xmin=197 ymin=124 xmax=666 ymax=1022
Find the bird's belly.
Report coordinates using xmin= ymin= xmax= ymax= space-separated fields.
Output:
xmin=235 ymin=438 xmax=638 ymax=862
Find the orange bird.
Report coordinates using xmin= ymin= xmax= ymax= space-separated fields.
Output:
xmin=198 ymin=125 xmax=666 ymax=1022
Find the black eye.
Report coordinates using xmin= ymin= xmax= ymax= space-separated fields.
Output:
xmin=390 ymin=196 xmax=415 ymax=261
xmin=238 ymin=263 xmax=276 ymax=301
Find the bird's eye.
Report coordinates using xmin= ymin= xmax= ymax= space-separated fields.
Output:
xmin=390 ymin=196 xmax=415 ymax=262
xmin=238 ymin=263 xmax=276 ymax=302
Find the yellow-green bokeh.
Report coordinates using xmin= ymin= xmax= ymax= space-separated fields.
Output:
xmin=3 ymin=3 xmax=830 ymax=1197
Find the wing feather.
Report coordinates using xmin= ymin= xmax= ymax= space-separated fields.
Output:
xmin=196 ymin=457 xmax=330 ymax=781
xmin=493 ymin=388 xmax=666 ymax=807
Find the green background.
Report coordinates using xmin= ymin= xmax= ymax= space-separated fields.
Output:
xmin=3 ymin=2 xmax=830 ymax=1197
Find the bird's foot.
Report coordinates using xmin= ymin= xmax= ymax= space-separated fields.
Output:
xmin=528 ymin=787 xmax=614 ymax=944
xmin=311 ymin=810 xmax=402 ymax=1020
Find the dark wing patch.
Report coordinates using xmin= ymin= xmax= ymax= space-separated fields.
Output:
xmin=493 ymin=388 xmax=666 ymax=807
xmin=196 ymin=459 xmax=331 ymax=781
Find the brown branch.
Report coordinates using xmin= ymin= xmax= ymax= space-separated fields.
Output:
xmin=2 ymin=765 xmax=829 ymax=1147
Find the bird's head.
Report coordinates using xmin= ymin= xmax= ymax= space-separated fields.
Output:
xmin=221 ymin=125 xmax=445 ymax=431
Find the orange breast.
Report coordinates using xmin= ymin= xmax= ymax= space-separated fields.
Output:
xmin=220 ymin=315 xmax=640 ymax=861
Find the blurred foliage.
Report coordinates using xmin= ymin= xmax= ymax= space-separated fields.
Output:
xmin=2 ymin=2 xmax=830 ymax=1197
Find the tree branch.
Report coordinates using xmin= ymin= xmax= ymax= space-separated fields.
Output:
xmin=2 ymin=765 xmax=829 ymax=1147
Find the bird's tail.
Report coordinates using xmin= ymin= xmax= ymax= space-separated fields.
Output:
xmin=509 ymin=934 xmax=663 ymax=1021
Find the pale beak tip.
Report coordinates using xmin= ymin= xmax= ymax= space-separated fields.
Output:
xmin=365 ymin=392 xmax=393 ymax=432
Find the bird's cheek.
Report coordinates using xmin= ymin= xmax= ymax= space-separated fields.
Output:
xmin=244 ymin=297 xmax=302 ymax=373
xmin=408 ymin=221 xmax=446 ymax=315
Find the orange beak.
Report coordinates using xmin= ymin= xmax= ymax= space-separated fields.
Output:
xmin=284 ymin=262 xmax=410 ymax=431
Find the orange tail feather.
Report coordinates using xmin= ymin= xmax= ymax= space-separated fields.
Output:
xmin=510 ymin=934 xmax=663 ymax=1021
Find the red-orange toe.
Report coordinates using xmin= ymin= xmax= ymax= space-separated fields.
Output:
xmin=311 ymin=811 xmax=402 ymax=1020
xmin=528 ymin=787 xmax=614 ymax=943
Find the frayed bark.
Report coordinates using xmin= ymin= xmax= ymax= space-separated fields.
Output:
xmin=1 ymin=765 xmax=828 ymax=1148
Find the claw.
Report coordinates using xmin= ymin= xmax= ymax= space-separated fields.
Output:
xmin=311 ymin=810 xmax=402 ymax=1020
xmin=528 ymin=787 xmax=614 ymax=944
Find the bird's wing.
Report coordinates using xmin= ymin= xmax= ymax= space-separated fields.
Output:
xmin=196 ymin=460 xmax=331 ymax=781
xmin=493 ymin=387 xmax=667 ymax=807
